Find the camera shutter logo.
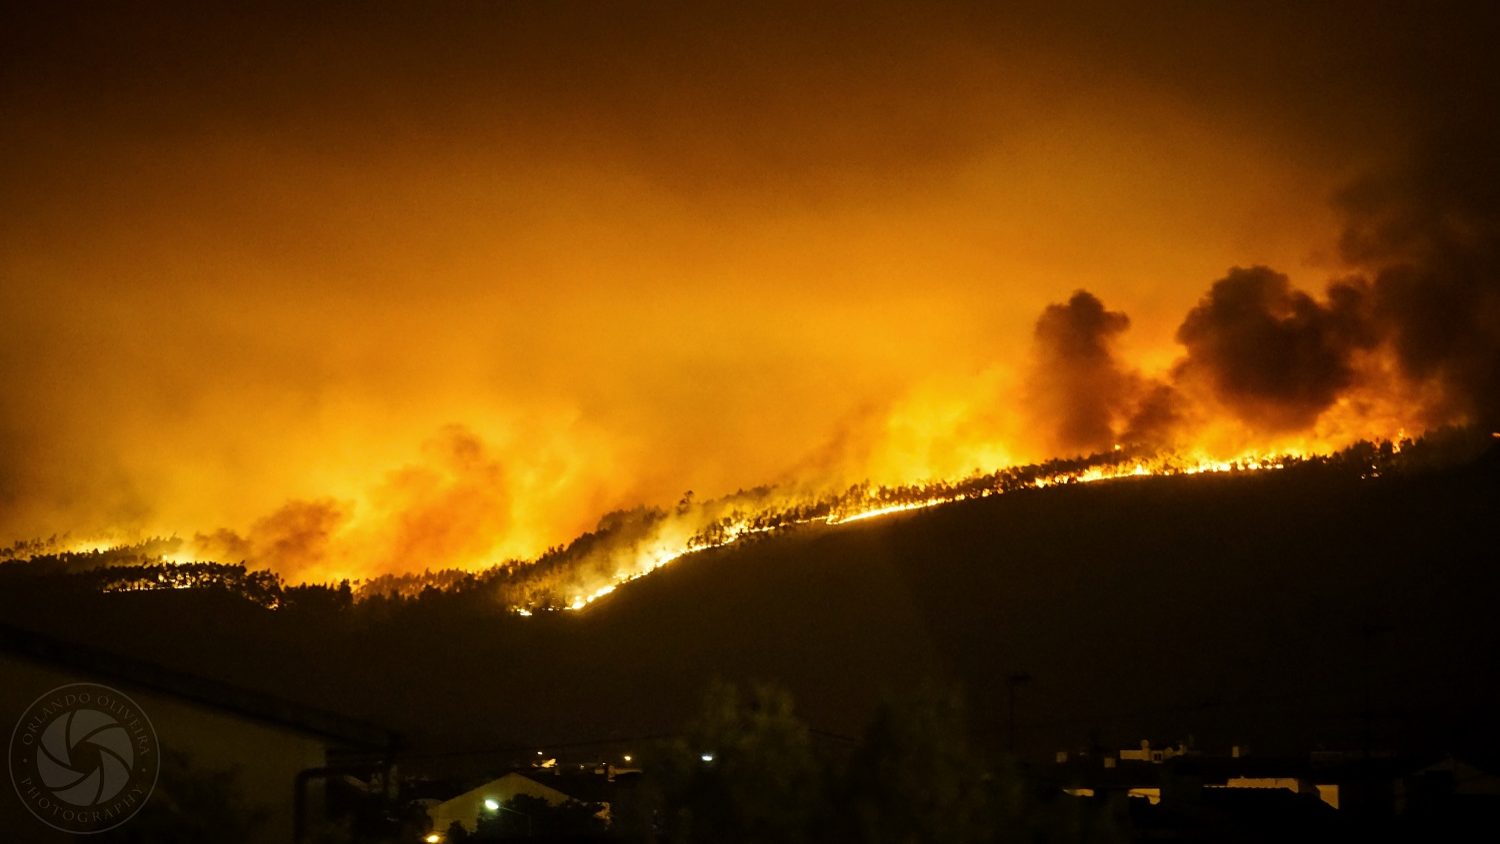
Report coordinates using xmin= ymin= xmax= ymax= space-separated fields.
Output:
xmin=9 ymin=683 xmax=160 ymax=834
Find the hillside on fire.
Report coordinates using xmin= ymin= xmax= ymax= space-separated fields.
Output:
xmin=2 ymin=433 xmax=1496 ymax=763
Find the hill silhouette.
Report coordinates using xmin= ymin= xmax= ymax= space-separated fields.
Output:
xmin=2 ymin=443 xmax=1496 ymax=763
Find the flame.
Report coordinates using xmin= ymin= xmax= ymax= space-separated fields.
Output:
xmin=523 ymin=444 xmax=1329 ymax=614
xmin=23 ymin=424 xmax=1438 ymax=614
xmin=3 ymin=313 xmax=1449 ymax=601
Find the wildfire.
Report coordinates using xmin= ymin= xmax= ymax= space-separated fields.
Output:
xmin=19 ymin=431 xmax=1447 ymax=615
xmin=528 ymin=446 xmax=1322 ymax=614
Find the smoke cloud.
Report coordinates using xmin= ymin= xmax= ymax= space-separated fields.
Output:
xmin=1173 ymin=267 xmax=1374 ymax=433
xmin=1025 ymin=291 xmax=1136 ymax=455
xmin=193 ymin=499 xmax=345 ymax=582
xmin=1337 ymin=131 xmax=1500 ymax=428
xmin=1026 ymin=160 xmax=1500 ymax=452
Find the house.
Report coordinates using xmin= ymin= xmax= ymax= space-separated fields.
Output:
xmin=0 ymin=622 xmax=398 ymax=844
xmin=1117 ymin=738 xmax=1190 ymax=764
xmin=423 ymin=769 xmax=611 ymax=835
xmin=1393 ymin=755 xmax=1500 ymax=837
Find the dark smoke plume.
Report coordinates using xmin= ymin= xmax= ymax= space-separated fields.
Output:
xmin=1030 ymin=117 xmax=1500 ymax=449
xmin=1174 ymin=266 xmax=1374 ymax=433
xmin=1025 ymin=291 xmax=1136 ymax=455
xmin=1121 ymin=382 xmax=1182 ymax=447
xmin=194 ymin=498 xmax=347 ymax=581
xmin=1337 ymin=130 xmax=1500 ymax=429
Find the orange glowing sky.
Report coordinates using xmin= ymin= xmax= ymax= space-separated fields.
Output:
xmin=3 ymin=3 xmax=1496 ymax=579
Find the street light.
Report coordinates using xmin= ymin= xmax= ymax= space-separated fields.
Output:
xmin=481 ymin=798 xmax=532 ymax=836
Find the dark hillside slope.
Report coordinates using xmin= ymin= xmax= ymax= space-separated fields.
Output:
xmin=574 ymin=457 xmax=1500 ymax=757
xmin=2 ymin=455 xmax=1496 ymax=761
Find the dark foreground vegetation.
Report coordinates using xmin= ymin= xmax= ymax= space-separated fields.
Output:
xmin=87 ymin=680 xmax=1497 ymax=843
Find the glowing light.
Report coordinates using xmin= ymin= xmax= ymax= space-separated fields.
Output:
xmin=66 ymin=432 xmax=1420 ymax=616
xmin=484 ymin=799 xmax=500 ymax=811
xmin=829 ymin=498 xmax=947 ymax=525
xmin=700 ymin=753 xmax=715 ymax=763
xmin=426 ymin=835 xmax=442 ymax=844
xmin=498 ymin=441 xmax=1387 ymax=614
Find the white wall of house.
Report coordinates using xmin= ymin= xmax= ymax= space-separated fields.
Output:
xmin=1 ymin=653 xmax=334 ymax=844
xmin=431 ymin=771 xmax=574 ymax=834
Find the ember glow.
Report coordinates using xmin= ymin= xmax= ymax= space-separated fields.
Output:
xmin=3 ymin=4 xmax=1497 ymax=595
xmin=517 ymin=446 xmax=1309 ymax=613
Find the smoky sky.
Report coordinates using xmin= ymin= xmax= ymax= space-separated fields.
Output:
xmin=3 ymin=2 xmax=1497 ymax=573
